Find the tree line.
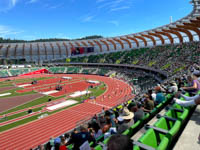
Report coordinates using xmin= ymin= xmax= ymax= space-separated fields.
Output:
xmin=0 ymin=35 xmax=103 ymax=43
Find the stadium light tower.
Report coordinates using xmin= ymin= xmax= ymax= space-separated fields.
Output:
xmin=170 ymin=16 xmax=173 ymax=24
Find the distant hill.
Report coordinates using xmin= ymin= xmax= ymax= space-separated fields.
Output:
xmin=0 ymin=35 xmax=103 ymax=43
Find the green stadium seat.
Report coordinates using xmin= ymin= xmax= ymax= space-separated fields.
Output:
xmin=165 ymin=104 xmax=189 ymax=122
xmin=122 ymin=120 xmax=142 ymax=137
xmin=94 ymin=144 xmax=103 ymax=150
xmin=136 ymin=128 xmax=169 ymax=150
xmin=153 ymin=117 xmax=181 ymax=141
xmin=0 ymin=70 xmax=9 ymax=77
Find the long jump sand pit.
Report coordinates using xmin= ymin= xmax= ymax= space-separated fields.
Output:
xmin=0 ymin=93 xmax=44 ymax=113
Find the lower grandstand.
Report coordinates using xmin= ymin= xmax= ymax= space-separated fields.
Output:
xmin=0 ymin=58 xmax=200 ymax=150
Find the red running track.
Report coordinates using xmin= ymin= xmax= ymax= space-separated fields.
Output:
xmin=0 ymin=74 xmax=133 ymax=150
xmin=16 ymin=77 xmax=99 ymax=97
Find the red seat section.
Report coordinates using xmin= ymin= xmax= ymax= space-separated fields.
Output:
xmin=20 ymin=69 xmax=50 ymax=76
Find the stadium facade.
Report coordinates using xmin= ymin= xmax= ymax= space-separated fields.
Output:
xmin=0 ymin=0 xmax=199 ymax=63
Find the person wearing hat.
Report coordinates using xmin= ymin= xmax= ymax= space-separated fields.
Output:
xmin=117 ymin=107 xmax=134 ymax=132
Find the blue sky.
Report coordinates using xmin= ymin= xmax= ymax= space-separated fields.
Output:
xmin=0 ymin=0 xmax=193 ymax=40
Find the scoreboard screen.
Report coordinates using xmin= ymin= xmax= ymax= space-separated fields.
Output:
xmin=71 ymin=47 xmax=94 ymax=56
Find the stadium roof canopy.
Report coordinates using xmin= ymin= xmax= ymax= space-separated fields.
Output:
xmin=0 ymin=0 xmax=200 ymax=62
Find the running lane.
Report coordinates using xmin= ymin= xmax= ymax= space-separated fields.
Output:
xmin=0 ymin=74 xmax=133 ymax=150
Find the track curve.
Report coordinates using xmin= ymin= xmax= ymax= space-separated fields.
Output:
xmin=0 ymin=74 xmax=133 ymax=150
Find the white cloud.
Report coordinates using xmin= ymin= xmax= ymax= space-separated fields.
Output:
xmin=28 ymin=0 xmax=39 ymax=4
xmin=110 ymin=6 xmax=130 ymax=12
xmin=96 ymin=0 xmax=132 ymax=12
xmin=96 ymin=0 xmax=107 ymax=3
xmin=0 ymin=25 xmax=24 ymax=38
xmin=82 ymin=15 xmax=95 ymax=22
xmin=108 ymin=20 xmax=119 ymax=26
xmin=0 ymin=0 xmax=19 ymax=12
xmin=44 ymin=3 xmax=63 ymax=9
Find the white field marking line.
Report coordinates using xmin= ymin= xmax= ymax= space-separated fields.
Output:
xmin=0 ymin=93 xmax=11 ymax=97
xmin=46 ymin=100 xmax=78 ymax=111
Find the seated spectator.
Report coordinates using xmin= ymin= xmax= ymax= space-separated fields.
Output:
xmin=143 ymin=94 xmax=154 ymax=112
xmin=168 ymin=81 xmax=178 ymax=93
xmin=54 ymin=137 xmax=61 ymax=150
xmin=147 ymin=90 xmax=153 ymax=100
xmin=176 ymin=77 xmax=185 ymax=89
xmin=59 ymin=136 xmax=67 ymax=150
xmin=35 ymin=145 xmax=44 ymax=150
xmin=113 ymin=108 xmax=120 ymax=119
xmin=105 ymin=110 xmax=116 ymax=127
xmin=182 ymin=75 xmax=200 ymax=93
xmin=107 ymin=134 xmax=133 ymax=150
xmin=148 ymin=89 xmax=156 ymax=101
xmin=104 ymin=126 xmax=117 ymax=139
xmin=98 ymin=114 xmax=106 ymax=128
xmin=92 ymin=114 xmax=98 ymax=123
xmin=192 ymin=64 xmax=200 ymax=76
xmin=66 ymin=125 xmax=95 ymax=150
xmin=154 ymin=86 xmax=165 ymax=105
xmin=102 ymin=117 xmax=112 ymax=133
xmin=46 ymin=137 xmax=55 ymax=150
xmin=127 ymin=102 xmax=136 ymax=111
xmin=132 ymin=103 xmax=144 ymax=123
xmin=64 ymin=133 xmax=70 ymax=144
xmin=91 ymin=122 xmax=103 ymax=140
xmin=118 ymin=107 xmax=134 ymax=128
xmin=116 ymin=117 xmax=127 ymax=134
